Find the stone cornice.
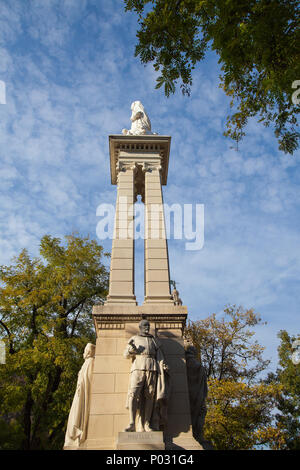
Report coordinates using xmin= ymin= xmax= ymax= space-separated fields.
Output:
xmin=92 ymin=304 xmax=188 ymax=332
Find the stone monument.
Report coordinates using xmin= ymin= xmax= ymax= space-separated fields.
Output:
xmin=68 ymin=102 xmax=205 ymax=450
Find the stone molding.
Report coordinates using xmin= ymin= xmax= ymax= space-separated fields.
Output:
xmin=93 ymin=313 xmax=187 ymax=334
xmin=92 ymin=304 xmax=187 ymax=334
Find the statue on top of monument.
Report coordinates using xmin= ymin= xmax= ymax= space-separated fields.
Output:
xmin=123 ymin=319 xmax=170 ymax=433
xmin=122 ymin=101 xmax=156 ymax=136
xmin=170 ymin=280 xmax=183 ymax=306
xmin=63 ymin=343 xmax=96 ymax=449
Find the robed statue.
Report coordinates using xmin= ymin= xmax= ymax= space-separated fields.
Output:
xmin=124 ymin=319 xmax=170 ymax=432
xmin=64 ymin=343 xmax=96 ymax=448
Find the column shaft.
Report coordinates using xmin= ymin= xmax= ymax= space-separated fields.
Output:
xmin=144 ymin=167 xmax=172 ymax=303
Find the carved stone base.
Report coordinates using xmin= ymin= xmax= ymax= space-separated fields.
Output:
xmin=63 ymin=445 xmax=81 ymax=450
xmin=116 ymin=431 xmax=165 ymax=450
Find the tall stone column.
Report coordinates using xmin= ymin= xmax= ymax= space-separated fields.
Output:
xmin=106 ymin=162 xmax=137 ymax=304
xmin=144 ymin=163 xmax=173 ymax=303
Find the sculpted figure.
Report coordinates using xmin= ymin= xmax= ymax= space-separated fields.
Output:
xmin=124 ymin=319 xmax=170 ymax=432
xmin=292 ymin=339 xmax=300 ymax=365
xmin=64 ymin=343 xmax=96 ymax=448
xmin=185 ymin=345 xmax=208 ymax=444
xmin=122 ymin=101 xmax=155 ymax=136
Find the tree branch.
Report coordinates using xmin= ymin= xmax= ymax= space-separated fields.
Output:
xmin=70 ymin=303 xmax=84 ymax=338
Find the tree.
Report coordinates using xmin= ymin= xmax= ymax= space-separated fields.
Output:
xmin=0 ymin=234 xmax=109 ymax=450
xmin=266 ymin=330 xmax=300 ymax=449
xmin=124 ymin=0 xmax=300 ymax=154
xmin=185 ymin=305 xmax=284 ymax=449
xmin=185 ymin=305 xmax=270 ymax=382
xmin=205 ymin=379 xmax=284 ymax=450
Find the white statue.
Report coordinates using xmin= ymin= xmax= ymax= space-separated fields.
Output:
xmin=123 ymin=319 xmax=170 ymax=432
xmin=64 ymin=343 xmax=96 ymax=448
xmin=122 ymin=101 xmax=156 ymax=136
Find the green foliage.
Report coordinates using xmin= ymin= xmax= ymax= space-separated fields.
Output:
xmin=185 ymin=305 xmax=285 ymax=449
xmin=125 ymin=0 xmax=300 ymax=153
xmin=206 ymin=379 xmax=283 ymax=449
xmin=266 ymin=330 xmax=300 ymax=449
xmin=0 ymin=418 xmax=25 ymax=450
xmin=0 ymin=234 xmax=109 ymax=449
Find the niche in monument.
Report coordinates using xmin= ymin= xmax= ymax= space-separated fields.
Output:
xmin=63 ymin=101 xmax=208 ymax=450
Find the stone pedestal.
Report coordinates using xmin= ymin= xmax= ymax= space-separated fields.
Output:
xmin=116 ymin=432 xmax=164 ymax=450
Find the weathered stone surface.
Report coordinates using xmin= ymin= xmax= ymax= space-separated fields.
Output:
xmin=116 ymin=431 xmax=165 ymax=450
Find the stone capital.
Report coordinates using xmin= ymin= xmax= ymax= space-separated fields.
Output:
xmin=142 ymin=162 xmax=162 ymax=173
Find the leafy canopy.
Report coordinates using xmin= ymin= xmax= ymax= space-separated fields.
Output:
xmin=0 ymin=234 xmax=109 ymax=450
xmin=125 ymin=0 xmax=300 ymax=153
xmin=185 ymin=306 xmax=285 ymax=449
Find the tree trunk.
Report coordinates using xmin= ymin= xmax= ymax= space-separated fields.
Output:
xmin=30 ymin=365 xmax=62 ymax=448
xmin=22 ymin=389 xmax=33 ymax=450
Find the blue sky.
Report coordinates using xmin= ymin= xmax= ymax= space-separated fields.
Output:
xmin=0 ymin=0 xmax=299 ymax=372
